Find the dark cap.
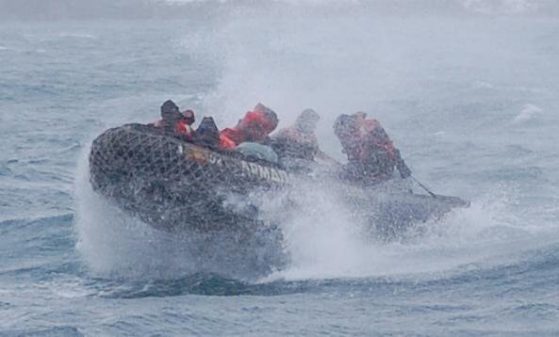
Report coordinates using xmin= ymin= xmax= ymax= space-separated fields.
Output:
xmin=298 ymin=108 xmax=320 ymax=122
xmin=161 ymin=100 xmax=180 ymax=115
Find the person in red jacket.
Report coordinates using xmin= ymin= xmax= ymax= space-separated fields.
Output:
xmin=219 ymin=103 xmax=279 ymax=150
xmin=334 ymin=112 xmax=411 ymax=182
xmin=354 ymin=111 xmax=396 ymax=161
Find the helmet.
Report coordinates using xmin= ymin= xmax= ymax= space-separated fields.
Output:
xmin=333 ymin=114 xmax=357 ymax=136
xmin=296 ymin=108 xmax=320 ymax=133
xmin=354 ymin=111 xmax=367 ymax=119
xmin=300 ymin=108 xmax=320 ymax=120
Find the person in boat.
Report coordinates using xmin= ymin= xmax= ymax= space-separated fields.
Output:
xmin=177 ymin=109 xmax=196 ymax=142
xmin=152 ymin=100 xmax=195 ymax=142
xmin=153 ymin=99 xmax=181 ymax=131
xmin=219 ymin=103 xmax=279 ymax=150
xmin=271 ymin=108 xmax=337 ymax=164
xmin=334 ymin=112 xmax=411 ymax=183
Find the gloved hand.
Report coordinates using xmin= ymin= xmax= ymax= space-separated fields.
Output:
xmin=397 ymin=160 xmax=412 ymax=178
xmin=395 ymin=149 xmax=412 ymax=179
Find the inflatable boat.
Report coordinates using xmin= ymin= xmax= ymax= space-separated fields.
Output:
xmin=89 ymin=123 xmax=469 ymax=239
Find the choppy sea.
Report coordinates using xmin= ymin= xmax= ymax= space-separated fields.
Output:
xmin=1 ymin=3 xmax=559 ymax=336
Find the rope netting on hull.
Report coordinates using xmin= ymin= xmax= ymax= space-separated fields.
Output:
xmin=89 ymin=124 xmax=288 ymax=232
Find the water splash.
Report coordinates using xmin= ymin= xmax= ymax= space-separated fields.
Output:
xmin=257 ymin=180 xmax=557 ymax=283
xmin=74 ymin=142 xmax=285 ymax=280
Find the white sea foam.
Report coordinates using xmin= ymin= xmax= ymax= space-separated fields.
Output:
xmin=259 ymin=183 xmax=557 ymax=283
xmin=74 ymin=141 xmax=283 ymax=280
xmin=57 ymin=32 xmax=98 ymax=40
xmin=74 ymin=144 xmax=188 ymax=279
xmin=462 ymin=0 xmax=540 ymax=14
xmin=512 ymin=103 xmax=542 ymax=124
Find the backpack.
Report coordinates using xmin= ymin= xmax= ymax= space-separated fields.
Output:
xmin=194 ymin=117 xmax=220 ymax=149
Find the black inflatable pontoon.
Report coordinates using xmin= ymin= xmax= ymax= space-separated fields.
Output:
xmin=89 ymin=123 xmax=469 ymax=238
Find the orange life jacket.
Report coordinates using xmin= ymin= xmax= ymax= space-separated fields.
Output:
xmin=219 ymin=128 xmax=244 ymax=149
xmin=176 ymin=120 xmax=194 ymax=141
xmin=359 ymin=118 xmax=396 ymax=160
xmin=152 ymin=119 xmax=193 ymax=141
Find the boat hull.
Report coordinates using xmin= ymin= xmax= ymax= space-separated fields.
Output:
xmin=89 ymin=124 xmax=469 ymax=238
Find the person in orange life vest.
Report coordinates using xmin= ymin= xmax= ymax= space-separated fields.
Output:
xmin=153 ymin=99 xmax=181 ymax=131
xmin=334 ymin=112 xmax=411 ymax=182
xmin=152 ymin=100 xmax=196 ymax=141
xmin=219 ymin=103 xmax=279 ymax=150
xmin=354 ymin=112 xmax=411 ymax=179
xmin=354 ymin=111 xmax=396 ymax=160
xmin=175 ymin=109 xmax=195 ymax=142
xmin=272 ymin=108 xmax=336 ymax=163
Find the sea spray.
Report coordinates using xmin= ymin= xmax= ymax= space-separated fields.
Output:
xmin=257 ymin=178 xmax=548 ymax=283
xmin=75 ymin=141 xmax=287 ymax=280
xmin=74 ymin=144 xmax=196 ymax=279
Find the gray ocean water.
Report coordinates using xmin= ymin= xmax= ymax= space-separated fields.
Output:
xmin=1 ymin=3 xmax=559 ymax=336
